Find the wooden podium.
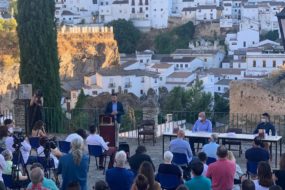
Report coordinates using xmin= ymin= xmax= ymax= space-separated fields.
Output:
xmin=99 ymin=115 xmax=116 ymax=147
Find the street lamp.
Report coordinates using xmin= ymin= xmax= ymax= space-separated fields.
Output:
xmin=277 ymin=7 xmax=285 ymax=50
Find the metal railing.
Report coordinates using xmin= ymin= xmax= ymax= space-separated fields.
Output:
xmin=3 ymin=107 xmax=284 ymax=139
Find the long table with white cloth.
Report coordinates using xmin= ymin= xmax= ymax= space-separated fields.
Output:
xmin=162 ymin=130 xmax=282 ymax=167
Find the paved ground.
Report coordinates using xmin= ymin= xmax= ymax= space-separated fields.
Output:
xmin=83 ymin=136 xmax=284 ymax=188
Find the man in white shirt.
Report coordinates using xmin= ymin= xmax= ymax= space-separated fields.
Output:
xmin=65 ymin=129 xmax=87 ymax=142
xmin=86 ymin=125 xmax=116 ymax=169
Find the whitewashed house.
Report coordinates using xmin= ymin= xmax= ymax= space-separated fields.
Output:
xmin=149 ymin=63 xmax=175 ymax=85
xmin=165 ymin=72 xmax=196 ymax=91
xmin=225 ymin=29 xmax=259 ymax=55
xmin=215 ymin=79 xmax=232 ymax=94
xmin=160 ymin=56 xmax=205 ymax=72
xmin=172 ymin=49 xmax=225 ymax=68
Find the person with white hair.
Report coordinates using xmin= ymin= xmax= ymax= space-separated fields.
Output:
xmin=58 ymin=138 xmax=89 ymax=190
xmin=106 ymin=151 xmax=134 ymax=190
xmin=202 ymin=133 xmax=220 ymax=159
xmin=27 ymin=167 xmax=46 ymax=190
xmin=157 ymin=151 xmax=183 ymax=180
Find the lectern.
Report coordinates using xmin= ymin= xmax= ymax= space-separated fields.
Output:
xmin=99 ymin=115 xmax=116 ymax=147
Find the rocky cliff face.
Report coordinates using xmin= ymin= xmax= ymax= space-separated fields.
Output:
xmin=58 ymin=30 xmax=119 ymax=80
xmin=0 ymin=28 xmax=120 ymax=111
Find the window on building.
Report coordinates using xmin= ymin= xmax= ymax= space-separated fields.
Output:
xmin=273 ymin=60 xmax=276 ymax=67
xmin=92 ymin=91 xmax=98 ymax=95
xmin=140 ymin=90 xmax=144 ymax=95
xmin=132 ymin=8 xmax=135 ymax=13
xmin=155 ymin=78 xmax=157 ymax=83
xmin=145 ymin=0 xmax=148 ymax=5
xmin=161 ymin=8 xmax=163 ymax=11
xmin=146 ymin=7 xmax=148 ymax=10
xmin=253 ymin=60 xmax=256 ymax=67
xmin=180 ymin=64 xmax=183 ymax=68
xmin=139 ymin=0 xmax=143 ymax=5
xmin=124 ymin=89 xmax=128 ymax=94
xmin=141 ymin=77 xmax=145 ymax=83
xmin=204 ymin=58 xmax=207 ymax=62
xmin=92 ymin=0 xmax=97 ymax=4
xmin=140 ymin=59 xmax=143 ymax=63
xmin=100 ymin=2 xmax=103 ymax=5
xmin=146 ymin=14 xmax=148 ymax=17
xmin=111 ymin=89 xmax=115 ymax=94
xmin=262 ymin=60 xmax=266 ymax=68
xmin=235 ymin=77 xmax=237 ymax=80
xmin=160 ymin=77 xmax=162 ymax=81
xmin=106 ymin=2 xmax=108 ymax=5
xmin=243 ymin=41 xmax=246 ymax=47
xmin=131 ymin=0 xmax=135 ymax=5
xmin=218 ymin=87 xmax=221 ymax=91
xmin=185 ymin=64 xmax=188 ymax=68
xmin=140 ymin=7 xmax=143 ymax=13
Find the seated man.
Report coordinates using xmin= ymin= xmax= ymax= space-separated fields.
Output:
xmin=253 ymin=113 xmax=276 ymax=136
xmin=185 ymin=161 xmax=211 ymax=190
xmin=241 ymin=179 xmax=255 ymax=190
xmin=65 ymin=128 xmax=87 ymax=142
xmin=169 ymin=130 xmax=193 ymax=164
xmin=27 ymin=167 xmax=48 ymax=190
xmin=86 ymin=125 xmax=116 ymax=169
xmin=27 ymin=163 xmax=58 ymax=190
xmin=197 ymin=152 xmax=208 ymax=176
xmin=191 ymin=112 xmax=212 ymax=155
xmin=129 ymin=145 xmax=155 ymax=174
xmin=202 ymin=133 xmax=219 ymax=159
xmin=206 ymin=145 xmax=236 ymax=190
xmin=245 ymin=137 xmax=269 ymax=165
xmin=157 ymin=151 xmax=183 ymax=180
xmin=192 ymin=112 xmax=212 ymax=132
xmin=106 ymin=151 xmax=134 ymax=190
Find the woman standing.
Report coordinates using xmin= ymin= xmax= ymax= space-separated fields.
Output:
xmin=58 ymin=138 xmax=89 ymax=190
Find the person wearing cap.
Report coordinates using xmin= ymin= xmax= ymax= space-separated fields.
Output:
xmin=253 ymin=113 xmax=276 ymax=136
xmin=105 ymin=93 xmax=125 ymax=147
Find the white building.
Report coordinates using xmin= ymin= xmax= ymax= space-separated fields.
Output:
xmin=0 ymin=0 xmax=8 ymax=11
xmin=182 ymin=5 xmax=221 ymax=23
xmin=160 ymin=56 xmax=205 ymax=71
xmin=225 ymin=29 xmax=259 ymax=55
xmin=172 ymin=49 xmax=225 ymax=68
xmin=165 ymin=71 xmax=196 ymax=91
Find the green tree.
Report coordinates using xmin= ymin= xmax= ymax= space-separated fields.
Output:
xmin=154 ymin=33 xmax=176 ymax=54
xmin=107 ymin=19 xmax=141 ymax=53
xmin=74 ymin=89 xmax=86 ymax=109
xmin=260 ymin=30 xmax=279 ymax=41
xmin=213 ymin=94 xmax=229 ymax=113
xmin=17 ymin=0 xmax=61 ymax=131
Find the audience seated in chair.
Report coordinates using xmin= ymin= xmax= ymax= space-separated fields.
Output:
xmin=241 ymin=179 xmax=255 ymax=190
xmin=27 ymin=163 xmax=58 ymax=190
xmin=65 ymin=128 xmax=87 ymax=142
xmin=157 ymin=151 xmax=183 ymax=181
xmin=228 ymin=151 xmax=244 ymax=190
xmin=86 ymin=125 xmax=116 ymax=169
xmin=253 ymin=162 xmax=274 ymax=190
xmin=202 ymin=133 xmax=219 ymax=159
xmin=131 ymin=174 xmax=149 ymax=190
xmin=4 ymin=119 xmax=15 ymax=136
xmin=2 ymin=150 xmax=28 ymax=181
xmin=137 ymin=161 xmax=160 ymax=190
xmin=273 ymin=153 xmax=285 ymax=190
xmin=185 ymin=161 xmax=211 ymax=190
xmin=129 ymin=145 xmax=155 ymax=174
xmin=206 ymin=145 xmax=236 ymax=190
xmin=197 ymin=152 xmax=208 ymax=176
xmin=58 ymin=138 xmax=89 ymax=190
xmin=169 ymin=130 xmax=193 ymax=164
xmin=94 ymin=180 xmax=110 ymax=190
xmin=27 ymin=167 xmax=48 ymax=190
xmin=245 ymin=137 xmax=269 ymax=176
xmin=106 ymin=151 xmax=134 ymax=190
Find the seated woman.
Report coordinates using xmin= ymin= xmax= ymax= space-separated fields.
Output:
xmin=273 ymin=153 xmax=285 ymax=190
xmin=31 ymin=120 xmax=47 ymax=138
xmin=253 ymin=161 xmax=274 ymax=190
xmin=37 ymin=137 xmax=62 ymax=168
xmin=2 ymin=150 xmax=28 ymax=181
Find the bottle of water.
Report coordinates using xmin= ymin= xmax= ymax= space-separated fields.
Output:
xmin=269 ymin=129 xmax=272 ymax=136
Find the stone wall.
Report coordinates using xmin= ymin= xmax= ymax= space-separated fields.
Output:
xmin=229 ymin=80 xmax=285 ymax=136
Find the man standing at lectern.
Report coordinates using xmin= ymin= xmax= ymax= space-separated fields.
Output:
xmin=105 ymin=93 xmax=125 ymax=147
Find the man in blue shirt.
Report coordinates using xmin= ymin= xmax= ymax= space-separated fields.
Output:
xmin=192 ymin=112 xmax=212 ymax=132
xmin=191 ymin=112 xmax=212 ymax=155
xmin=253 ymin=113 xmax=276 ymax=136
xmin=202 ymin=133 xmax=219 ymax=159
xmin=169 ymin=130 xmax=193 ymax=163
xmin=106 ymin=151 xmax=134 ymax=190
